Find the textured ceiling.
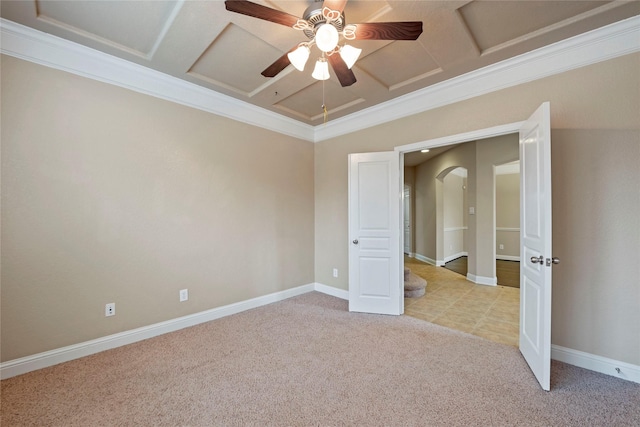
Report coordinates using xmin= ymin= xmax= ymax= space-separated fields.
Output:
xmin=2 ymin=0 xmax=639 ymax=125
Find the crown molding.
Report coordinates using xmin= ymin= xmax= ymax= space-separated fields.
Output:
xmin=314 ymin=15 xmax=640 ymax=142
xmin=0 ymin=18 xmax=315 ymax=142
xmin=1 ymin=16 xmax=639 ymax=143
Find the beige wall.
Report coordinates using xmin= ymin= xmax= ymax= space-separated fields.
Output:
xmin=1 ymin=50 xmax=638 ymax=369
xmin=1 ymin=56 xmax=315 ymax=361
xmin=315 ymin=52 xmax=640 ymax=365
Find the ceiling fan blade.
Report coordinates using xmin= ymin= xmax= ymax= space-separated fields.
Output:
xmin=261 ymin=47 xmax=297 ymax=78
xmin=327 ymin=54 xmax=356 ymax=87
xmin=225 ymin=0 xmax=300 ymax=27
xmin=323 ymin=0 xmax=348 ymax=13
xmin=352 ymin=21 xmax=423 ymax=40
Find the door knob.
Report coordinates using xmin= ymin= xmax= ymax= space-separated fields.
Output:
xmin=530 ymin=255 xmax=543 ymax=264
xmin=551 ymin=257 xmax=560 ymax=264
xmin=352 ymin=239 xmax=359 ymax=245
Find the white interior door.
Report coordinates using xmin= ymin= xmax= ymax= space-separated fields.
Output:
xmin=348 ymin=151 xmax=402 ymax=315
xmin=519 ymin=102 xmax=553 ymax=391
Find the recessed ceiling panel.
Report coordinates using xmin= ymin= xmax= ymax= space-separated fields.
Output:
xmin=275 ymin=80 xmax=363 ymax=120
xmin=35 ymin=0 xmax=179 ymax=57
xmin=459 ymin=0 xmax=610 ymax=52
xmin=189 ymin=24 xmax=285 ymax=95
xmin=356 ymin=41 xmax=439 ymax=89
xmin=3 ymin=0 xmax=638 ymax=125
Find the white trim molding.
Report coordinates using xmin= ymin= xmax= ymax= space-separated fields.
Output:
xmin=552 ymin=345 xmax=640 ymax=385
xmin=315 ymin=15 xmax=640 ymax=141
xmin=496 ymin=227 xmax=520 ymax=232
xmin=414 ymin=253 xmax=438 ymax=266
xmin=0 ymin=18 xmax=315 ymax=142
xmin=467 ymin=273 xmax=498 ymax=286
xmin=314 ymin=282 xmax=349 ymax=300
xmin=497 ymin=255 xmax=521 ymax=262
xmin=444 ymin=252 xmax=468 ymax=263
xmin=0 ymin=282 xmax=349 ymax=379
xmin=444 ymin=226 xmax=468 ymax=232
xmin=1 ymin=283 xmax=318 ymax=380
xmin=2 ymin=16 xmax=639 ymax=143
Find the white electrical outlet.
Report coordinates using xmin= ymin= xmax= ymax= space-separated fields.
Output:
xmin=499 ymin=244 xmax=504 ymax=250
xmin=105 ymin=303 xmax=115 ymax=317
xmin=333 ymin=268 xmax=338 ymax=278
xmin=179 ymin=289 xmax=188 ymax=302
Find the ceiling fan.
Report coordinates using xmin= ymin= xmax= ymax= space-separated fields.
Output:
xmin=225 ymin=0 xmax=423 ymax=87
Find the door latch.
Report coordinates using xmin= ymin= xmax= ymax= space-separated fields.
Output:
xmin=530 ymin=255 xmax=544 ymax=264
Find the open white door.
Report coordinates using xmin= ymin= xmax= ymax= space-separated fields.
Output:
xmin=348 ymin=151 xmax=402 ymax=315
xmin=519 ymin=102 xmax=555 ymax=391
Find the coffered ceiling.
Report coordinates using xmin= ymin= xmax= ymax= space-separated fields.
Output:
xmin=2 ymin=0 xmax=639 ymax=125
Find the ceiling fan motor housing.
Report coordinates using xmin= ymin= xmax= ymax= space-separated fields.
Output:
xmin=302 ymin=1 xmax=345 ymax=40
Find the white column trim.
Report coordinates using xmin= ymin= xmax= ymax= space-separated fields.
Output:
xmin=467 ymin=273 xmax=498 ymax=286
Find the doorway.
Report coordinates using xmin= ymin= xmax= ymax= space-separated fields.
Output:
xmin=402 ymin=135 xmax=519 ymax=347
xmin=349 ymin=103 xmax=553 ymax=390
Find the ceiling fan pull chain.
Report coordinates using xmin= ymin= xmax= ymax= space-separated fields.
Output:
xmin=322 ymin=79 xmax=328 ymax=124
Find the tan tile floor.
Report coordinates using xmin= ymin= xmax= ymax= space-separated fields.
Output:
xmin=404 ymin=256 xmax=520 ymax=347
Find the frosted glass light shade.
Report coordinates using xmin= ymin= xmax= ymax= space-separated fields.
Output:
xmin=315 ymin=23 xmax=339 ymax=52
xmin=287 ymin=45 xmax=310 ymax=71
xmin=339 ymin=44 xmax=361 ymax=69
xmin=312 ymin=58 xmax=330 ymax=80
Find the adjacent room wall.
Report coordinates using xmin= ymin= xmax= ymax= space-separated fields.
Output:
xmin=496 ymin=172 xmax=520 ymax=260
xmin=1 ymin=56 xmax=315 ymax=362
xmin=314 ymin=52 xmax=640 ymax=366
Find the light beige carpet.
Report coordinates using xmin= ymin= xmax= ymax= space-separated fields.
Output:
xmin=2 ymin=292 xmax=638 ymax=426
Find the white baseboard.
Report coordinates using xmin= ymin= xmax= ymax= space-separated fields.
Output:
xmin=3 ymin=284 xmax=638 ymax=387
xmin=467 ymin=273 xmax=497 ymax=286
xmin=414 ymin=253 xmax=437 ymax=266
xmin=313 ymin=282 xmax=348 ymax=300
xmin=497 ymin=255 xmax=520 ymax=261
xmin=551 ymin=345 xmax=640 ymax=384
xmin=444 ymin=252 xmax=468 ymax=263
xmin=1 ymin=283 xmax=316 ymax=380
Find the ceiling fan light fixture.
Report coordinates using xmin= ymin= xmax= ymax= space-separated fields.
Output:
xmin=312 ymin=58 xmax=330 ymax=80
xmin=287 ymin=45 xmax=310 ymax=71
xmin=315 ymin=23 xmax=339 ymax=52
xmin=339 ymin=44 xmax=362 ymax=69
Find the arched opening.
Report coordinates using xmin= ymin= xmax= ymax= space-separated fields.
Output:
xmin=439 ymin=167 xmax=468 ymax=273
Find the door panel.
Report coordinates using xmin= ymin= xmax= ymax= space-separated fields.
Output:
xmin=348 ymin=151 xmax=402 ymax=315
xmin=519 ymin=102 xmax=552 ymax=391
